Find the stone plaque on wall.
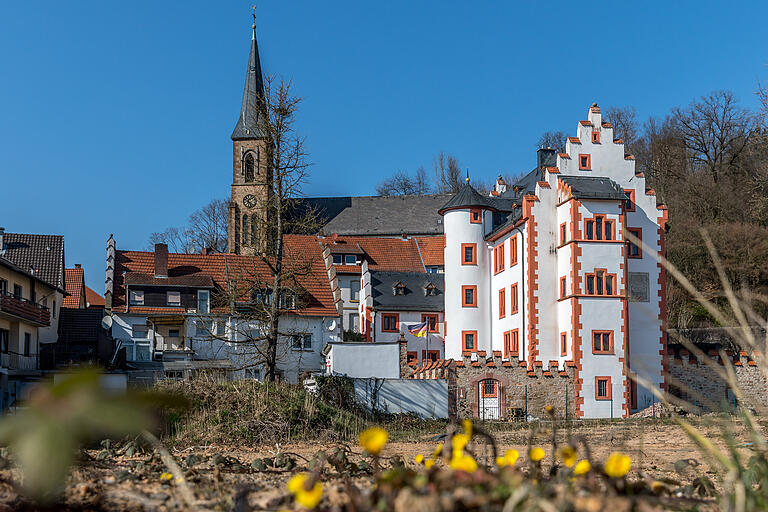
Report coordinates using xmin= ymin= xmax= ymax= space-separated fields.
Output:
xmin=629 ymin=272 xmax=650 ymax=302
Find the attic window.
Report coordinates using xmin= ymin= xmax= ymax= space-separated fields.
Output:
xmin=470 ymin=208 xmax=482 ymax=224
xmin=344 ymin=255 xmax=357 ymax=265
xmin=592 ymin=131 xmax=600 ymax=144
xmin=579 ymin=154 xmax=591 ymax=170
xmin=424 ymin=283 xmax=438 ymax=296
xmin=393 ymin=282 xmax=406 ymax=296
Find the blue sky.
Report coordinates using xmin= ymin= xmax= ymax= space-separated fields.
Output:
xmin=1 ymin=1 xmax=766 ymax=290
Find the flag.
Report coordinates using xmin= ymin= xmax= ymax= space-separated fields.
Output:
xmin=407 ymin=321 xmax=428 ymax=337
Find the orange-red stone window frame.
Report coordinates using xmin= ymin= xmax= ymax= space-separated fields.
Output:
xmin=421 ymin=313 xmax=439 ymax=333
xmin=462 ymin=285 xmax=477 ymax=307
xmin=504 ymin=329 xmax=519 ymax=357
xmin=510 ymin=234 xmax=518 ymax=266
xmin=592 ymin=330 xmax=614 ymax=354
xmin=560 ymin=332 xmax=567 ymax=356
xmin=624 ymin=189 xmax=636 ymax=212
xmin=422 ymin=350 xmax=440 ymax=363
xmin=595 ymin=376 xmax=612 ymax=400
xmin=510 ymin=283 xmax=518 ymax=314
xmin=579 ymin=154 xmax=591 ymax=170
xmin=592 ymin=131 xmax=600 ymax=144
xmin=381 ymin=313 xmax=399 ymax=333
xmin=498 ymin=288 xmax=506 ymax=318
xmin=480 ymin=379 xmax=498 ymax=397
xmin=493 ymin=243 xmax=505 ymax=274
xmin=560 ymin=223 xmax=567 ymax=245
xmin=560 ymin=276 xmax=567 ymax=298
xmin=407 ymin=351 xmax=418 ymax=365
xmin=461 ymin=243 xmax=477 ymax=265
xmin=462 ymin=330 xmax=477 ymax=352
xmin=626 ymin=228 xmax=642 ymax=258
xmin=585 ymin=269 xmax=616 ymax=296
xmin=584 ymin=214 xmax=615 ymax=241
xmin=470 ymin=208 xmax=482 ymax=224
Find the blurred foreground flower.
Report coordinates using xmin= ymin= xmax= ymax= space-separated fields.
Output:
xmin=0 ymin=370 xmax=185 ymax=502
xmin=414 ymin=454 xmax=424 ymax=465
xmin=496 ymin=449 xmax=519 ymax=467
xmin=450 ymin=453 xmax=478 ymax=473
xmin=574 ymin=459 xmax=591 ymax=476
xmin=604 ymin=452 xmax=631 ymax=478
xmin=359 ymin=427 xmax=388 ymax=456
xmin=558 ymin=446 xmax=577 ymax=467
xmin=529 ymin=447 xmax=546 ymax=462
xmin=288 ymin=472 xmax=323 ymax=509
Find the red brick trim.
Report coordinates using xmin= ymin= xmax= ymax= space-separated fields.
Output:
xmin=524 ymin=195 xmax=539 ymax=369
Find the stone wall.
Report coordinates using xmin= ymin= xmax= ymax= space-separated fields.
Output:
xmin=667 ymin=347 xmax=768 ymax=411
xmin=413 ymin=350 xmax=576 ymax=420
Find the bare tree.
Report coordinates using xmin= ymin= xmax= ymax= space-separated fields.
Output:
xmin=604 ymin=105 xmax=639 ymax=149
xmin=414 ymin=165 xmax=431 ymax=195
xmin=433 ymin=151 xmax=462 ymax=194
xmin=671 ymin=90 xmax=758 ymax=183
xmin=148 ymin=227 xmax=192 ymax=253
xmin=216 ymin=74 xmax=319 ymax=382
xmin=376 ymin=170 xmax=418 ymax=196
xmin=535 ymin=131 xmax=567 ymax=152
xmin=187 ymin=198 xmax=229 ymax=252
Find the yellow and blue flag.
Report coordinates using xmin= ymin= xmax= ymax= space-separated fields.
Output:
xmin=407 ymin=321 xmax=428 ymax=337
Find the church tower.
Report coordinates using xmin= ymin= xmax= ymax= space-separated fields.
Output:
xmin=228 ymin=19 xmax=270 ymax=255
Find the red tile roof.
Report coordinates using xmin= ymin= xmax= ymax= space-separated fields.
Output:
xmin=113 ymin=235 xmax=337 ymax=317
xmin=63 ymin=267 xmax=85 ymax=308
xmin=415 ymin=236 xmax=444 ymax=266
xmin=322 ymin=236 xmax=426 ymax=272
xmin=84 ymin=286 xmax=105 ymax=308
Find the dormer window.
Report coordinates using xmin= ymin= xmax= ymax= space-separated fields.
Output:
xmin=424 ymin=283 xmax=438 ymax=296
xmin=344 ymin=255 xmax=357 ymax=265
xmin=393 ymin=282 xmax=406 ymax=296
xmin=197 ymin=290 xmax=210 ymax=313
xmin=167 ymin=291 xmax=181 ymax=306
xmin=332 ymin=254 xmax=343 ymax=264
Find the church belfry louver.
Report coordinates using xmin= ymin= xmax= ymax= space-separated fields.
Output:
xmin=228 ymin=18 xmax=270 ymax=255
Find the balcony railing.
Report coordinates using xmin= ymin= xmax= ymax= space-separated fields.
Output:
xmin=0 ymin=291 xmax=50 ymax=326
xmin=1 ymin=352 xmax=39 ymax=372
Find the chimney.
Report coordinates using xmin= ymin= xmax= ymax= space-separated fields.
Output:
xmin=537 ymin=147 xmax=557 ymax=171
xmin=154 ymin=243 xmax=168 ymax=278
xmin=74 ymin=263 xmax=81 ymax=269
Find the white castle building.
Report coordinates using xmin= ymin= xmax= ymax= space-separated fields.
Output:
xmin=439 ymin=105 xmax=667 ymax=419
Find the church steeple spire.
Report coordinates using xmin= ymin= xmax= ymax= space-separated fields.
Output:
xmin=231 ymin=13 xmax=266 ymax=140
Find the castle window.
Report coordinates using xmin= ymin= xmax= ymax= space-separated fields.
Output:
xmin=579 ymin=154 xmax=591 ymax=170
xmin=595 ymin=376 xmax=611 ymax=400
xmin=470 ymin=208 xmax=482 ymax=223
xmin=504 ymin=329 xmax=519 ymax=357
xmin=422 ymin=313 xmax=439 ymax=332
xmin=244 ymin=153 xmax=255 ymax=182
xmin=461 ymin=285 xmax=477 ymax=307
xmin=493 ymin=243 xmax=505 ymax=274
xmin=560 ymin=276 xmax=567 ymax=298
xmin=393 ymin=282 xmax=406 ymax=296
xmin=561 ymin=332 xmax=567 ymax=356
xmin=592 ymin=131 xmax=600 ymax=144
xmin=461 ymin=243 xmax=477 ymax=265
xmin=585 ymin=215 xmax=614 ymax=241
xmin=462 ymin=330 xmax=477 ymax=351
xmin=510 ymin=283 xmax=518 ymax=314
xmin=498 ymin=288 xmax=506 ymax=318
xmin=560 ymin=223 xmax=567 ymax=245
xmin=627 ymin=228 xmax=642 ymax=258
xmin=585 ymin=269 xmax=616 ymax=296
xmin=624 ymin=189 xmax=636 ymax=212
xmin=592 ymin=331 xmax=613 ymax=354
xmin=510 ymin=235 xmax=518 ymax=266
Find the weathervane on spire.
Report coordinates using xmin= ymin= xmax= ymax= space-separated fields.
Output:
xmin=251 ymin=5 xmax=257 ymax=35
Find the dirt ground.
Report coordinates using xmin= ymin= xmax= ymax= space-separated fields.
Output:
xmin=0 ymin=417 xmax=755 ymax=511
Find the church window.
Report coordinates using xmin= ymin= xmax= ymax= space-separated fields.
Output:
xmin=242 ymin=215 xmax=250 ymax=245
xmin=244 ymin=153 xmax=255 ymax=182
xmin=251 ymin=214 xmax=258 ymax=244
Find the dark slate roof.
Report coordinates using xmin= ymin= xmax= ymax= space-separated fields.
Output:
xmin=231 ymin=26 xmax=266 ymax=140
xmin=559 ymin=176 xmax=627 ymax=201
xmin=297 ymin=195 xmax=452 ymax=236
xmin=1 ymin=232 xmax=65 ymax=290
xmin=438 ymin=182 xmax=498 ymax=214
xmin=371 ymin=271 xmax=444 ymax=312
xmin=123 ymin=273 xmax=215 ymax=288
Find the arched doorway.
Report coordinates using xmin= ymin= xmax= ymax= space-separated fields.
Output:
xmin=478 ymin=378 xmax=500 ymax=420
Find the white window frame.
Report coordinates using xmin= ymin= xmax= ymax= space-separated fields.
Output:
xmin=292 ymin=333 xmax=312 ymax=351
xmin=167 ymin=290 xmax=181 ymax=306
xmin=129 ymin=290 xmax=144 ymax=306
xmin=197 ymin=290 xmax=210 ymax=314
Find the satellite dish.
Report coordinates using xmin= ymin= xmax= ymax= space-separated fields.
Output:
xmin=101 ymin=315 xmax=113 ymax=330
xmin=326 ymin=319 xmax=337 ymax=331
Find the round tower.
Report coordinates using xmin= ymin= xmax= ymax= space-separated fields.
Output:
xmin=440 ymin=182 xmax=496 ymax=360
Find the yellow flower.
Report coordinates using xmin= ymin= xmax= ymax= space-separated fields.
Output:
xmin=452 ymin=433 xmax=469 ymax=456
xmin=496 ymin=449 xmax=519 ymax=467
xmin=558 ymin=446 xmax=577 ymax=468
xmin=414 ymin=454 xmax=424 ymax=465
xmin=528 ymin=447 xmax=546 ymax=462
xmin=573 ymin=459 xmax=591 ymax=476
xmin=359 ymin=427 xmax=388 ymax=456
xmin=288 ymin=473 xmax=323 ymax=509
xmin=544 ymin=405 xmax=554 ymax=413
xmin=424 ymin=459 xmax=435 ymax=469
xmin=462 ymin=419 xmax=473 ymax=438
xmin=450 ymin=453 xmax=478 ymax=473
xmin=604 ymin=452 xmax=631 ymax=478
xmin=432 ymin=442 xmax=443 ymax=458
xmin=160 ymin=472 xmax=173 ymax=481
